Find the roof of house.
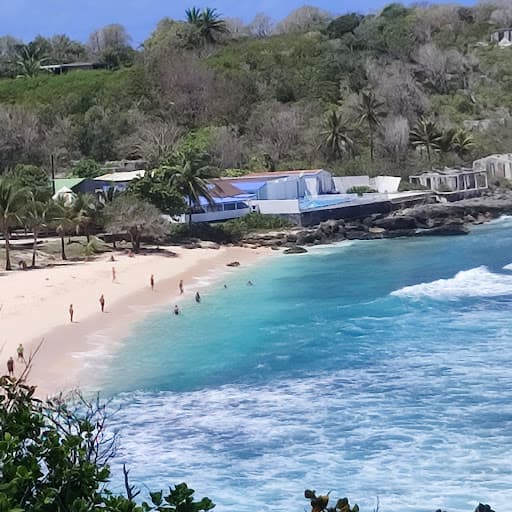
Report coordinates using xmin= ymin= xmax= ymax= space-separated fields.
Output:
xmin=411 ymin=167 xmax=481 ymax=178
xmin=94 ymin=170 xmax=146 ymax=182
xmin=208 ymin=179 xmax=245 ymax=198
xmin=222 ymin=169 xmax=327 ymax=183
xmin=53 ymin=178 xmax=87 ymax=190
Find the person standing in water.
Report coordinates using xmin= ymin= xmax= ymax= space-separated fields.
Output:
xmin=173 ymin=305 xmax=180 ymax=315
xmin=7 ymin=356 xmax=14 ymax=377
xmin=150 ymin=274 xmax=155 ymax=291
xmin=69 ymin=304 xmax=74 ymax=323
xmin=99 ymin=294 xmax=105 ymax=313
xmin=195 ymin=292 xmax=201 ymax=303
xmin=17 ymin=344 xmax=24 ymax=362
xmin=179 ymin=279 xmax=184 ymax=294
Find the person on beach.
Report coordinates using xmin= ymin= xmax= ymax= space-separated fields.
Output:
xmin=112 ymin=266 xmax=116 ymax=282
xmin=179 ymin=280 xmax=184 ymax=294
xmin=150 ymin=274 xmax=154 ymax=291
xmin=7 ymin=357 xmax=14 ymax=377
xmin=17 ymin=344 xmax=24 ymax=362
xmin=173 ymin=305 xmax=180 ymax=315
xmin=110 ymin=254 xmax=115 ymax=262
xmin=69 ymin=304 xmax=74 ymax=323
xmin=195 ymin=292 xmax=201 ymax=303
xmin=99 ymin=294 xmax=105 ymax=313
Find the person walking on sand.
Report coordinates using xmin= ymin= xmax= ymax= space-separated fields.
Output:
xmin=179 ymin=279 xmax=184 ymax=294
xmin=7 ymin=356 xmax=14 ymax=377
xmin=173 ymin=304 xmax=180 ymax=315
xmin=69 ymin=304 xmax=74 ymax=323
xmin=112 ymin=266 xmax=116 ymax=282
xmin=99 ymin=294 xmax=105 ymax=313
xmin=195 ymin=292 xmax=201 ymax=303
xmin=17 ymin=343 xmax=24 ymax=362
xmin=150 ymin=274 xmax=155 ymax=291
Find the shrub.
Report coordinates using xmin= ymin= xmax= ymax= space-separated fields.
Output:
xmin=346 ymin=185 xmax=377 ymax=196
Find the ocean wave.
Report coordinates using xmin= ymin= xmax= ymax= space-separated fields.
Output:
xmin=391 ymin=266 xmax=512 ymax=300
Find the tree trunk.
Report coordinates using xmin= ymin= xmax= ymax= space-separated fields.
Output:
xmin=188 ymin=210 xmax=193 ymax=227
xmin=369 ymin=129 xmax=374 ymax=162
xmin=60 ymin=234 xmax=67 ymax=260
xmin=4 ymin=229 xmax=11 ymax=271
xmin=32 ymin=230 xmax=38 ymax=268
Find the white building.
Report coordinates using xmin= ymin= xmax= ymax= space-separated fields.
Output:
xmin=409 ymin=168 xmax=488 ymax=193
xmin=473 ymin=154 xmax=512 ymax=181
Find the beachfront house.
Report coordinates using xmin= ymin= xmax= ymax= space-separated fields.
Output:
xmin=178 ymin=180 xmax=253 ymax=223
xmin=473 ymin=154 xmax=512 ymax=181
xmin=409 ymin=168 xmax=488 ymax=196
xmin=93 ymin=170 xmax=146 ymax=193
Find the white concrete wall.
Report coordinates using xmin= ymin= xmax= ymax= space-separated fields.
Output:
xmin=262 ymin=178 xmax=302 ymax=200
xmin=332 ymin=176 xmax=370 ymax=193
xmin=251 ymin=199 xmax=300 ymax=214
xmin=370 ymin=176 xmax=401 ymax=193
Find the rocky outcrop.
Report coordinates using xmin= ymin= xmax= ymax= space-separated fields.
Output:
xmin=237 ymin=190 xmax=512 ymax=250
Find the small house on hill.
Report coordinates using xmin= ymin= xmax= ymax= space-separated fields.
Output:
xmin=491 ymin=28 xmax=512 ymax=43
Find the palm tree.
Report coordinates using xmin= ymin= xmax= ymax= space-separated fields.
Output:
xmin=23 ymin=195 xmax=53 ymax=268
xmin=73 ymin=194 xmax=100 ymax=243
xmin=449 ymin=129 xmax=475 ymax=160
xmin=162 ymin=152 xmax=216 ymax=226
xmin=53 ymin=198 xmax=76 ymax=261
xmin=321 ymin=110 xmax=355 ymax=161
xmin=15 ymin=42 xmax=47 ymax=78
xmin=0 ymin=178 xmax=27 ymax=271
xmin=186 ymin=7 xmax=229 ymax=45
xmin=410 ymin=117 xmax=443 ymax=164
xmin=356 ymin=90 xmax=385 ymax=162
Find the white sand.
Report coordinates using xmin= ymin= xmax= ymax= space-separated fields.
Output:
xmin=0 ymin=245 xmax=269 ymax=395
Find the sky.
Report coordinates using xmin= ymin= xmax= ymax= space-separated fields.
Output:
xmin=2 ymin=0 xmax=475 ymax=46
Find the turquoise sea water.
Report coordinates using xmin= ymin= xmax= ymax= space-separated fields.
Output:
xmin=96 ymin=218 xmax=512 ymax=512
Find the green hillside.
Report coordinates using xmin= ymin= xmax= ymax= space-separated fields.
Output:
xmin=1 ymin=2 xmax=512 ymax=176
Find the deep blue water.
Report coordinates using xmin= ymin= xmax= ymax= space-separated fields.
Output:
xmin=94 ymin=218 xmax=512 ymax=512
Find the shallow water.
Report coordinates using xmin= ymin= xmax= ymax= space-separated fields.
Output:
xmin=95 ymin=218 xmax=512 ymax=512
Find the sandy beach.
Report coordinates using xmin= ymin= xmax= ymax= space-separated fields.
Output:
xmin=0 ymin=245 xmax=270 ymax=396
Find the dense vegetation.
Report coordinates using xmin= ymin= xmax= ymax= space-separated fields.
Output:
xmin=1 ymin=1 xmax=512 ymax=182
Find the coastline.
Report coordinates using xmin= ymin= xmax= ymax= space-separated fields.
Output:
xmin=0 ymin=245 xmax=272 ymax=397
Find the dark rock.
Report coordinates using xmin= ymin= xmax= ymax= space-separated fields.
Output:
xmin=416 ymin=223 xmax=469 ymax=236
xmin=183 ymin=242 xmax=201 ymax=249
xmin=345 ymin=221 xmax=367 ymax=231
xmin=382 ymin=229 xmax=417 ymax=238
xmin=286 ymin=233 xmax=298 ymax=243
xmin=296 ymin=231 xmax=316 ymax=245
xmin=271 ymin=245 xmax=281 ymax=251
xmin=226 ymin=261 xmax=240 ymax=267
xmin=475 ymin=504 xmax=495 ymax=512
xmin=318 ymin=219 xmax=339 ymax=235
xmin=374 ymin=215 xmax=418 ymax=230
xmin=284 ymin=246 xmax=308 ymax=254
xmin=345 ymin=230 xmax=370 ymax=240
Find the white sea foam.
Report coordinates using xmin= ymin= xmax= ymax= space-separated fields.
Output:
xmin=391 ymin=266 xmax=512 ymax=300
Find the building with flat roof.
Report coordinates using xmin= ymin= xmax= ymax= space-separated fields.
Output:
xmin=473 ymin=154 xmax=512 ymax=181
xmin=409 ymin=168 xmax=488 ymax=196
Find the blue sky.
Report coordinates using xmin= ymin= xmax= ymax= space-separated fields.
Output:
xmin=2 ymin=0 xmax=474 ymax=46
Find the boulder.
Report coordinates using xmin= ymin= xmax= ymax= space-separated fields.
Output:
xmin=296 ymin=230 xmax=316 ymax=245
xmin=475 ymin=504 xmax=495 ymax=512
xmin=226 ymin=261 xmax=240 ymax=267
xmin=374 ymin=215 xmax=418 ymax=230
xmin=318 ymin=219 xmax=339 ymax=235
xmin=368 ymin=226 xmax=386 ymax=234
xmin=183 ymin=242 xmax=201 ymax=249
xmin=286 ymin=233 xmax=298 ymax=243
xmin=284 ymin=246 xmax=308 ymax=254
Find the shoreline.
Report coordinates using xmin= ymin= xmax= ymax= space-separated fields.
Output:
xmin=0 ymin=245 xmax=272 ymax=397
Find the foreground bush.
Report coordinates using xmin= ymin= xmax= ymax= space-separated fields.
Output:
xmin=0 ymin=365 xmax=214 ymax=512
